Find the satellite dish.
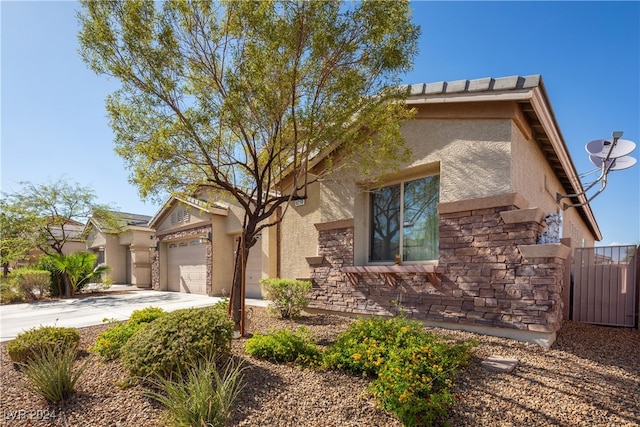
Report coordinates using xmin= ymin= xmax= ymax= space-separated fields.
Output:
xmin=589 ymin=154 xmax=637 ymax=171
xmin=585 ymin=138 xmax=636 ymax=159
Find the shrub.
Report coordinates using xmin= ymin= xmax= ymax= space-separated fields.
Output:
xmin=120 ymin=306 xmax=234 ymax=378
xmin=91 ymin=307 xmax=167 ymax=360
xmin=322 ymin=315 xmax=476 ymax=426
xmin=369 ymin=338 xmax=475 ymax=426
xmin=0 ymin=282 xmax=25 ymax=303
xmin=9 ymin=268 xmax=51 ymax=301
xmin=129 ymin=306 xmax=166 ymax=325
xmin=322 ymin=315 xmax=429 ymax=376
xmin=19 ymin=344 xmax=89 ymax=403
xmin=7 ymin=326 xmax=80 ymax=364
xmin=145 ymin=358 xmax=245 ymax=427
xmin=245 ymin=327 xmax=322 ymax=366
xmin=35 ymin=256 xmax=64 ymax=297
xmin=259 ymin=278 xmax=312 ymax=319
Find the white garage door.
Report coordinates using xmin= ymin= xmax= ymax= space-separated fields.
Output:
xmin=167 ymin=239 xmax=207 ymax=294
xmin=245 ymin=245 xmax=263 ymax=299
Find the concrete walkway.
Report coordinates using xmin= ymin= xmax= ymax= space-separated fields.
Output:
xmin=0 ymin=285 xmax=268 ymax=342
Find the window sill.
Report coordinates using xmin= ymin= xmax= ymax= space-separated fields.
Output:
xmin=341 ymin=265 xmax=441 ymax=288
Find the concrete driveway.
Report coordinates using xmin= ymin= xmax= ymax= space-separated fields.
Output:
xmin=0 ymin=285 xmax=268 ymax=342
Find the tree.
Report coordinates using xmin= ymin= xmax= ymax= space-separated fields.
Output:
xmin=0 ymin=199 xmax=38 ymax=277
xmin=0 ymin=178 xmax=115 ymax=294
xmin=78 ymin=0 xmax=420 ymax=333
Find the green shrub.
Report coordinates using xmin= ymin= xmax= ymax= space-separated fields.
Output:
xmin=35 ymin=256 xmax=64 ymax=296
xmin=322 ymin=315 xmax=476 ymax=426
xmin=9 ymin=268 xmax=51 ymax=301
xmin=19 ymin=344 xmax=89 ymax=403
xmin=91 ymin=307 xmax=167 ymax=360
xmin=259 ymin=278 xmax=312 ymax=319
xmin=120 ymin=306 xmax=234 ymax=378
xmin=7 ymin=326 xmax=80 ymax=363
xmin=322 ymin=315 xmax=429 ymax=376
xmin=145 ymin=358 xmax=245 ymax=427
xmin=370 ymin=338 xmax=475 ymax=426
xmin=0 ymin=282 xmax=25 ymax=303
xmin=129 ymin=306 xmax=166 ymax=325
xmin=245 ymin=327 xmax=322 ymax=366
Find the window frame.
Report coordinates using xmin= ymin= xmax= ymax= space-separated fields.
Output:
xmin=367 ymin=174 xmax=440 ymax=265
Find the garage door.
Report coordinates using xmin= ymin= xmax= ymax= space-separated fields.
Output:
xmin=167 ymin=239 xmax=207 ymax=294
xmin=245 ymin=245 xmax=263 ymax=299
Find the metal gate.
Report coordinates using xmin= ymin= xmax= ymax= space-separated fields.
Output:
xmin=571 ymin=245 xmax=638 ymax=327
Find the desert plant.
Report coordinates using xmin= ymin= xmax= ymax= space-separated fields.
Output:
xmin=245 ymin=327 xmax=322 ymax=366
xmin=19 ymin=344 xmax=89 ymax=403
xmin=322 ymin=315 xmax=428 ymax=376
xmin=9 ymin=268 xmax=50 ymax=301
xmin=259 ymin=278 xmax=312 ymax=319
xmin=0 ymin=281 xmax=25 ymax=303
xmin=120 ymin=306 xmax=234 ymax=378
xmin=322 ymin=315 xmax=476 ymax=426
xmin=369 ymin=338 xmax=475 ymax=426
xmin=128 ymin=306 xmax=166 ymax=324
xmin=7 ymin=326 xmax=80 ymax=363
xmin=91 ymin=307 xmax=166 ymax=360
xmin=145 ymin=358 xmax=245 ymax=427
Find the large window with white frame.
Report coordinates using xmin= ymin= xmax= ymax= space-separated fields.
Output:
xmin=369 ymin=175 xmax=439 ymax=263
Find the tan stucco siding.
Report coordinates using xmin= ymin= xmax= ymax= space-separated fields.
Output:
xmin=402 ymin=118 xmax=512 ymax=202
xmin=510 ymin=123 xmax=594 ymax=247
xmin=211 ymin=215 xmax=233 ymax=295
xmin=156 ymin=204 xmax=212 ymax=233
xmin=280 ymin=181 xmax=321 ymax=280
xmin=104 ymin=234 xmax=126 ymax=283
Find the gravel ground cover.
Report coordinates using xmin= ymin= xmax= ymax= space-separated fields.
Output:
xmin=1 ymin=306 xmax=638 ymax=427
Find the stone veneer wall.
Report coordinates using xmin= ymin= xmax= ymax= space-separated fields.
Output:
xmin=308 ymin=204 xmax=567 ymax=338
xmin=151 ymin=225 xmax=213 ymax=295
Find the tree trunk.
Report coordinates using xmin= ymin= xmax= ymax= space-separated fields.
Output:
xmin=229 ymin=227 xmax=257 ymax=336
xmin=63 ymin=272 xmax=72 ymax=298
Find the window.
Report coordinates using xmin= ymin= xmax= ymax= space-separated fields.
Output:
xmin=369 ymin=175 xmax=439 ymax=262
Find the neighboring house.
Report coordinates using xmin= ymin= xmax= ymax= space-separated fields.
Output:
xmin=279 ymin=75 xmax=601 ymax=347
xmin=50 ymin=219 xmax=87 ymax=255
xmin=17 ymin=219 xmax=87 ymax=268
xmin=148 ymin=195 xmax=275 ymax=298
xmin=85 ymin=211 xmax=154 ymax=286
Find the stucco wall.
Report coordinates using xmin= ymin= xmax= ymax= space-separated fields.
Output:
xmin=156 ymin=204 xmax=212 ymax=233
xmin=104 ymin=234 xmax=126 ymax=283
xmin=280 ymin=116 xmax=515 ymax=279
xmin=510 ymin=122 xmax=594 ymax=247
xmin=211 ymin=215 xmax=234 ymax=295
xmin=279 ymin=181 xmax=321 ymax=280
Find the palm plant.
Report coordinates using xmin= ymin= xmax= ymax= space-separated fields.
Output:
xmin=48 ymin=251 xmax=110 ymax=297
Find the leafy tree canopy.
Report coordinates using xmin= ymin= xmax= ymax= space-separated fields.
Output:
xmin=0 ymin=178 xmax=116 ymax=262
xmin=78 ymin=0 xmax=420 ymax=330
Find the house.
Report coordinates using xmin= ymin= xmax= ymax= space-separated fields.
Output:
xmin=85 ymin=211 xmax=154 ymax=286
xmin=278 ymin=75 xmax=601 ymax=348
xmin=148 ymin=195 xmax=275 ymax=298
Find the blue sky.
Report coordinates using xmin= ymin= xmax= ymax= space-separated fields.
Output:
xmin=1 ymin=1 xmax=638 ymax=245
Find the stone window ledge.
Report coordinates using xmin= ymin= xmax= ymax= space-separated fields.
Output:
xmin=518 ymin=243 xmax=571 ymax=260
xmin=305 ymin=256 xmax=325 ymax=266
xmin=341 ymin=265 xmax=441 ymax=288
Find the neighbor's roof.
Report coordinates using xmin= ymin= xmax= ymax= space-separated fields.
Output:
xmin=86 ymin=210 xmax=153 ymax=234
xmin=403 ymin=74 xmax=601 ymax=241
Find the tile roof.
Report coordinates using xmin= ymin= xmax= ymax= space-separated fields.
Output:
xmin=406 ymin=74 xmax=542 ymax=96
